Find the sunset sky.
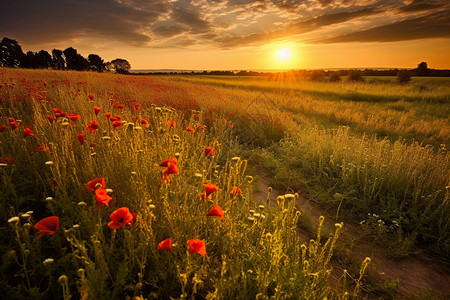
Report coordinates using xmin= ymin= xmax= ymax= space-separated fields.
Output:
xmin=1 ymin=0 xmax=449 ymax=70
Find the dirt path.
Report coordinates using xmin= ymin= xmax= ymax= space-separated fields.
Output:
xmin=253 ymin=169 xmax=450 ymax=299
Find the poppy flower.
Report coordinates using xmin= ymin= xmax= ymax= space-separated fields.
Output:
xmin=95 ymin=187 xmax=112 ymax=210
xmin=34 ymin=145 xmax=50 ymax=152
xmin=112 ymin=121 xmax=122 ymax=129
xmin=157 ymin=238 xmax=172 ymax=251
xmin=0 ymin=125 xmax=6 ymax=132
xmin=105 ymin=113 xmax=111 ymax=118
xmin=204 ymin=147 xmax=216 ymax=157
xmin=89 ymin=142 xmax=97 ymax=147
xmin=205 ymin=183 xmax=218 ymax=198
xmin=86 ymin=121 xmax=99 ymax=133
xmin=162 ymin=162 xmax=179 ymax=183
xmin=94 ymin=107 xmax=101 ymax=116
xmin=230 ymin=186 xmax=242 ymax=202
xmin=76 ymin=133 xmax=84 ymax=145
xmin=86 ymin=178 xmax=106 ymax=191
xmin=159 ymin=157 xmax=178 ymax=167
xmin=107 ymin=207 xmax=134 ymax=229
xmin=115 ymin=104 xmax=124 ymax=110
xmin=88 ymin=94 xmax=94 ymax=100
xmin=186 ymin=126 xmax=195 ymax=132
xmin=167 ymin=121 xmax=176 ymax=127
xmin=34 ymin=216 xmax=59 ymax=238
xmin=141 ymin=119 xmax=150 ymax=128
xmin=197 ymin=124 xmax=206 ymax=131
xmin=10 ymin=122 xmax=18 ymax=130
xmin=68 ymin=113 xmax=81 ymax=122
xmin=47 ymin=116 xmax=54 ymax=124
xmin=207 ymin=205 xmax=224 ymax=220
xmin=24 ymin=127 xmax=34 ymax=137
xmin=187 ymin=239 xmax=206 ymax=257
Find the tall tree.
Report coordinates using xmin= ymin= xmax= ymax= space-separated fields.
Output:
xmin=88 ymin=54 xmax=105 ymax=72
xmin=63 ymin=47 xmax=88 ymax=71
xmin=52 ymin=49 xmax=65 ymax=70
xmin=415 ymin=61 xmax=430 ymax=76
xmin=109 ymin=58 xmax=131 ymax=74
xmin=0 ymin=37 xmax=25 ymax=67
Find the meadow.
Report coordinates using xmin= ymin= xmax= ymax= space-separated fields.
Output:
xmin=0 ymin=68 xmax=449 ymax=299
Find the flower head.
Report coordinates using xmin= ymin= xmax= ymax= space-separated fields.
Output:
xmin=187 ymin=239 xmax=206 ymax=257
xmin=204 ymin=147 xmax=216 ymax=157
xmin=34 ymin=216 xmax=59 ymax=238
xmin=86 ymin=121 xmax=99 ymax=133
xmin=230 ymin=186 xmax=242 ymax=202
xmin=86 ymin=178 xmax=106 ymax=191
xmin=186 ymin=126 xmax=195 ymax=132
xmin=207 ymin=205 xmax=224 ymax=220
xmin=157 ymin=238 xmax=172 ymax=251
xmin=95 ymin=187 xmax=112 ymax=210
xmin=94 ymin=107 xmax=101 ymax=116
xmin=24 ymin=127 xmax=34 ymax=137
xmin=107 ymin=207 xmax=134 ymax=229
xmin=76 ymin=133 xmax=84 ymax=145
xmin=205 ymin=183 xmax=218 ymax=198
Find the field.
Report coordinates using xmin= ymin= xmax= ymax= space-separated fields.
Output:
xmin=0 ymin=68 xmax=449 ymax=299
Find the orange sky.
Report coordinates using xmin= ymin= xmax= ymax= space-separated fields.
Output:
xmin=1 ymin=0 xmax=449 ymax=70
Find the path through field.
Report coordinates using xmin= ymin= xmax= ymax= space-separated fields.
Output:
xmin=253 ymin=168 xmax=450 ymax=299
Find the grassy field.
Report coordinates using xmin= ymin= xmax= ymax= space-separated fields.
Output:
xmin=0 ymin=68 xmax=449 ymax=299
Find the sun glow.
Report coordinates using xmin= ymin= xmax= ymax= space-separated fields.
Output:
xmin=276 ymin=48 xmax=291 ymax=61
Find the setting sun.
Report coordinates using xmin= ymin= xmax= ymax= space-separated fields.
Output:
xmin=276 ymin=48 xmax=291 ymax=61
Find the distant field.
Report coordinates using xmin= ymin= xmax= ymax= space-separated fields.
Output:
xmin=0 ymin=68 xmax=448 ymax=299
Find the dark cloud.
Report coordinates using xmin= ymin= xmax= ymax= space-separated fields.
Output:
xmin=318 ymin=9 xmax=450 ymax=43
xmin=171 ymin=6 xmax=212 ymax=34
xmin=214 ymin=7 xmax=382 ymax=47
xmin=400 ymin=0 xmax=446 ymax=13
xmin=153 ymin=25 xmax=188 ymax=38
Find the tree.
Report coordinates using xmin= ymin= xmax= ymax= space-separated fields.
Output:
xmin=63 ymin=47 xmax=89 ymax=71
xmin=52 ymin=49 xmax=65 ymax=70
xmin=415 ymin=61 xmax=430 ymax=76
xmin=88 ymin=54 xmax=105 ymax=72
xmin=348 ymin=70 xmax=364 ymax=82
xmin=328 ymin=72 xmax=341 ymax=82
xmin=397 ymin=70 xmax=412 ymax=84
xmin=309 ymin=70 xmax=326 ymax=81
xmin=109 ymin=58 xmax=131 ymax=74
xmin=0 ymin=37 xmax=25 ymax=67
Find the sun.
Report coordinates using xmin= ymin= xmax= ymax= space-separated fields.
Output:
xmin=276 ymin=48 xmax=291 ymax=61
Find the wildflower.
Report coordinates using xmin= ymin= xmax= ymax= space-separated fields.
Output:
xmin=105 ymin=113 xmax=111 ymax=118
xmin=95 ymin=187 xmax=112 ymax=210
xmin=24 ymin=127 xmax=34 ymax=137
xmin=90 ymin=142 xmax=97 ymax=147
xmin=186 ymin=126 xmax=195 ymax=132
xmin=159 ymin=157 xmax=178 ymax=167
xmin=86 ymin=178 xmax=106 ymax=191
xmin=68 ymin=113 xmax=81 ymax=122
xmin=141 ymin=119 xmax=150 ymax=128
xmin=167 ymin=121 xmax=176 ymax=127
xmin=112 ymin=120 xmax=122 ymax=129
xmin=230 ymin=186 xmax=242 ymax=202
xmin=10 ymin=121 xmax=18 ymax=130
xmin=76 ymin=133 xmax=84 ymax=145
xmin=34 ymin=216 xmax=59 ymax=238
xmin=88 ymin=94 xmax=94 ymax=100
xmin=43 ymin=258 xmax=54 ymax=266
xmin=115 ymin=104 xmax=124 ymax=110
xmin=8 ymin=216 xmax=20 ymax=224
xmin=207 ymin=205 xmax=224 ymax=220
xmin=187 ymin=239 xmax=206 ymax=257
xmin=34 ymin=145 xmax=50 ymax=152
xmin=204 ymin=147 xmax=216 ymax=157
xmin=205 ymin=183 xmax=218 ymax=198
xmin=94 ymin=107 xmax=101 ymax=116
xmin=197 ymin=124 xmax=206 ymax=131
xmin=86 ymin=121 xmax=99 ymax=133
xmin=0 ymin=125 xmax=6 ymax=132
xmin=157 ymin=238 xmax=172 ymax=251
xmin=162 ymin=161 xmax=179 ymax=183
xmin=107 ymin=207 xmax=134 ymax=229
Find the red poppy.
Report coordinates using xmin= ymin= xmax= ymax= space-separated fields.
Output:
xmin=10 ymin=122 xmax=18 ymax=130
xmin=89 ymin=142 xmax=97 ymax=147
xmin=24 ymin=127 xmax=34 ymax=137
xmin=68 ymin=113 xmax=81 ymax=122
xmin=141 ymin=119 xmax=150 ymax=128
xmin=94 ymin=107 xmax=101 ymax=116
xmin=76 ymin=133 xmax=84 ymax=145
xmin=0 ymin=125 xmax=6 ymax=132
xmin=95 ymin=187 xmax=112 ymax=210
xmin=112 ymin=121 xmax=122 ymax=129
xmin=88 ymin=94 xmax=94 ymax=100
xmin=186 ymin=126 xmax=195 ymax=132
xmin=204 ymin=147 xmax=216 ymax=157
xmin=34 ymin=145 xmax=50 ymax=152
xmin=86 ymin=121 xmax=99 ymax=133
xmin=86 ymin=178 xmax=106 ymax=191
xmin=157 ymin=238 xmax=172 ymax=251
xmin=187 ymin=239 xmax=206 ymax=257
xmin=105 ymin=113 xmax=111 ymax=118
xmin=8 ymin=117 xmax=15 ymax=123
xmin=167 ymin=121 xmax=176 ymax=127
xmin=230 ymin=186 xmax=242 ymax=201
xmin=205 ymin=183 xmax=218 ymax=198
xmin=162 ymin=162 xmax=179 ymax=183
xmin=207 ymin=205 xmax=224 ymax=220
xmin=34 ymin=216 xmax=59 ymax=238
xmin=108 ymin=207 xmax=134 ymax=229
xmin=47 ymin=116 xmax=54 ymax=124
xmin=115 ymin=104 xmax=124 ymax=110
xmin=159 ymin=157 xmax=178 ymax=167
xmin=197 ymin=124 xmax=206 ymax=131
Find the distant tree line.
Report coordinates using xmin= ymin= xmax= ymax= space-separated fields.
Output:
xmin=0 ymin=37 xmax=131 ymax=74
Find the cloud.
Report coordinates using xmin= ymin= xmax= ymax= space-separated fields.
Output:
xmin=399 ymin=0 xmax=446 ymax=13
xmin=317 ymin=9 xmax=450 ymax=43
xmin=153 ymin=25 xmax=188 ymax=38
